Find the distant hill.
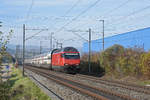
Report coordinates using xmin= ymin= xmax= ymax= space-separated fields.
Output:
xmin=6 ymin=44 xmax=50 ymax=58
xmin=6 ymin=47 xmax=16 ymax=57
xmin=6 ymin=44 xmax=83 ymax=58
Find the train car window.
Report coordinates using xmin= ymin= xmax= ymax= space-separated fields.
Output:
xmin=48 ymin=56 xmax=51 ymax=59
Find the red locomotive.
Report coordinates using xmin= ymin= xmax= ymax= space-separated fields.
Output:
xmin=51 ymin=47 xmax=80 ymax=73
xmin=26 ymin=47 xmax=80 ymax=74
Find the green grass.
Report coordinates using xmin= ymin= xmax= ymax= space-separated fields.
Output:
xmin=9 ymin=67 xmax=51 ymax=100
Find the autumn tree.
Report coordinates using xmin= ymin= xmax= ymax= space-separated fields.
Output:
xmin=140 ymin=52 xmax=150 ymax=79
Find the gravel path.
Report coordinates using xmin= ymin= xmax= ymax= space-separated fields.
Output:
xmin=25 ymin=69 xmax=95 ymax=100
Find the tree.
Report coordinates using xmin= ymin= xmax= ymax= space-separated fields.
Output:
xmin=100 ymin=44 xmax=124 ymax=75
xmin=0 ymin=21 xmax=13 ymax=65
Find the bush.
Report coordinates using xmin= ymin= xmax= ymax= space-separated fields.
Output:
xmin=118 ymin=47 xmax=143 ymax=77
xmin=100 ymin=44 xmax=144 ymax=77
xmin=0 ymin=82 xmax=11 ymax=100
xmin=100 ymin=44 xmax=124 ymax=76
xmin=82 ymin=44 xmax=150 ymax=79
xmin=140 ymin=52 xmax=150 ymax=79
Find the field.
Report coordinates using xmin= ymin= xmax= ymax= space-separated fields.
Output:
xmin=0 ymin=65 xmax=51 ymax=100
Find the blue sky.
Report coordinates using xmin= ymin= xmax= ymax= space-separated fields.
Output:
xmin=0 ymin=0 xmax=150 ymax=48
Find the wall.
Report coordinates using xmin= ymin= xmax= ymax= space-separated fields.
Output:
xmin=83 ymin=27 xmax=150 ymax=52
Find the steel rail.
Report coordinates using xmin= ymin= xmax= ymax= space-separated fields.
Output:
xmin=38 ymin=67 xmax=150 ymax=94
xmin=25 ymin=66 xmax=137 ymax=100
xmin=45 ymin=70 xmax=150 ymax=94
xmin=25 ymin=67 xmax=108 ymax=100
xmin=76 ymin=74 xmax=150 ymax=94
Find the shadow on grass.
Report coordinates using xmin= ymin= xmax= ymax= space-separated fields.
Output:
xmin=8 ymin=78 xmax=19 ymax=88
xmin=8 ymin=74 xmax=18 ymax=87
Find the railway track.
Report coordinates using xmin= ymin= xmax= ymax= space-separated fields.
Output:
xmin=25 ymin=66 xmax=137 ymax=100
xmin=37 ymin=68 xmax=150 ymax=95
xmin=48 ymin=71 xmax=150 ymax=100
xmin=76 ymin=74 xmax=150 ymax=94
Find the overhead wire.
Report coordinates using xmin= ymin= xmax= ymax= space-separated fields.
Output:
xmin=63 ymin=0 xmax=82 ymax=17
xmin=111 ymin=12 xmax=150 ymax=33
xmin=75 ymin=2 xmax=150 ymax=40
xmin=8 ymin=0 xmax=35 ymax=43
xmin=70 ymin=31 xmax=88 ymax=42
xmin=68 ymin=0 xmax=133 ymax=30
xmin=107 ymin=4 xmax=150 ymax=27
xmin=46 ymin=0 xmax=82 ymax=43
xmin=54 ymin=0 xmax=102 ymax=33
xmin=103 ymin=0 xmax=132 ymax=15
xmin=65 ymin=0 xmax=134 ymax=40
xmin=26 ymin=30 xmax=44 ymax=41
xmin=1 ymin=0 xmax=34 ymax=36
xmin=50 ymin=0 xmax=101 ymax=44
xmin=25 ymin=0 xmax=34 ymax=23
xmin=95 ymin=13 xmax=150 ymax=42
xmin=48 ymin=0 xmax=82 ymax=31
xmin=59 ymin=1 xmax=150 ymax=47
xmin=98 ymin=2 xmax=150 ymax=38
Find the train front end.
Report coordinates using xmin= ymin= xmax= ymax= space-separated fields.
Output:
xmin=52 ymin=47 xmax=80 ymax=74
xmin=62 ymin=51 xmax=80 ymax=73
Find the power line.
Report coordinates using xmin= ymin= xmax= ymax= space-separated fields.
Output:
xmin=25 ymin=29 xmax=48 ymax=41
xmin=47 ymin=0 xmax=101 ymax=47
xmin=63 ymin=0 xmax=82 ymax=17
xmin=68 ymin=1 xmax=150 ymax=36
xmin=66 ymin=0 xmax=133 ymax=32
xmin=47 ymin=0 xmax=82 ymax=31
xmin=77 ymin=4 xmax=150 ymax=37
xmin=25 ymin=0 xmax=34 ymax=23
xmin=108 ymin=4 xmax=150 ymax=27
xmin=103 ymin=0 xmax=132 ymax=15
xmin=54 ymin=0 xmax=102 ymax=33
xmin=25 ymin=30 xmax=43 ymax=41
xmin=111 ymin=12 xmax=150 ymax=32
xmin=69 ymin=30 xmax=88 ymax=41
xmin=59 ymin=1 xmax=150 ymax=47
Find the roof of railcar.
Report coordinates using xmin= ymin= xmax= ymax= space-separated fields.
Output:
xmin=53 ymin=47 xmax=78 ymax=53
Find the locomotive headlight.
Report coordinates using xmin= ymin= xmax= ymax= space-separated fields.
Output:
xmin=65 ymin=64 xmax=68 ymax=66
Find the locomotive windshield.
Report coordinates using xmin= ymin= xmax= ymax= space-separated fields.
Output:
xmin=62 ymin=53 xmax=80 ymax=59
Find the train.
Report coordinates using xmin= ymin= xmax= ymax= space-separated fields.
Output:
xmin=25 ymin=47 xmax=80 ymax=74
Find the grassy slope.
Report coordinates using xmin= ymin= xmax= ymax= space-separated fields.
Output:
xmin=10 ymin=67 xmax=51 ymax=100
